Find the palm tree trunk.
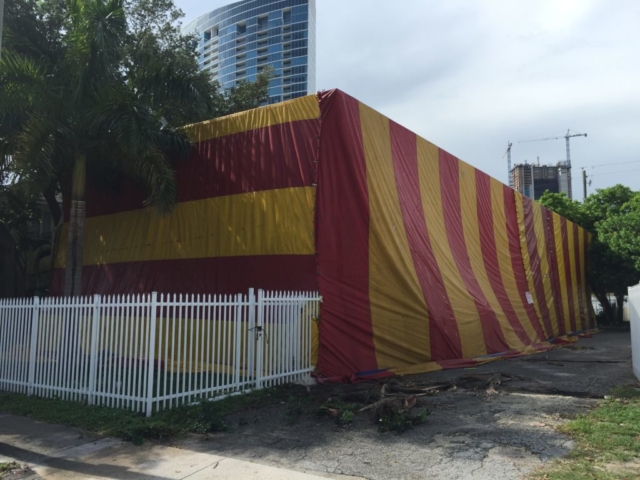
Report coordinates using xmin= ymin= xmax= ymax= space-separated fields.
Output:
xmin=63 ymin=152 xmax=86 ymax=296
xmin=43 ymin=188 xmax=62 ymax=227
xmin=615 ymin=294 xmax=625 ymax=324
xmin=594 ymin=292 xmax=614 ymax=324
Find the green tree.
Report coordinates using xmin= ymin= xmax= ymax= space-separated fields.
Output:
xmin=1 ymin=0 xmax=272 ymax=296
xmin=581 ymin=184 xmax=636 ymax=232
xmin=1 ymin=0 xmax=202 ymax=296
xmin=584 ymin=186 xmax=640 ymax=322
xmin=537 ymin=190 xmax=586 ymax=227
xmin=598 ymin=193 xmax=640 ymax=272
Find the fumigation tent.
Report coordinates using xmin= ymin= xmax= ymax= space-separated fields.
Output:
xmin=52 ymin=90 xmax=596 ymax=380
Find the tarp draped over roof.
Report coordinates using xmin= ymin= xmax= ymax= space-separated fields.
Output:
xmin=52 ymin=90 xmax=595 ymax=380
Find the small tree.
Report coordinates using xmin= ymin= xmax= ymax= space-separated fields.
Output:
xmin=598 ymin=193 xmax=640 ymax=271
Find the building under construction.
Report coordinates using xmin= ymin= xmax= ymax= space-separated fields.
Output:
xmin=510 ymin=161 xmax=572 ymax=200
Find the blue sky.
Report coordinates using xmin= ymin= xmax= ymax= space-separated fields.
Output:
xmin=176 ymin=0 xmax=640 ymax=198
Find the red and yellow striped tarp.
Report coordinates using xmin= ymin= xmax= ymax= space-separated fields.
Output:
xmin=52 ymin=90 xmax=596 ymax=380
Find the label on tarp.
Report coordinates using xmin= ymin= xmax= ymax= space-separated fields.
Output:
xmin=525 ymin=292 xmax=534 ymax=304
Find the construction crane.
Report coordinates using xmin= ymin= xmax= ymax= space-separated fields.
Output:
xmin=502 ymin=141 xmax=513 ymax=187
xmin=518 ymin=129 xmax=587 ymax=169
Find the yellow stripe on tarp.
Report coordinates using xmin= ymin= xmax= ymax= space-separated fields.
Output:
xmin=456 ymin=161 xmax=495 ymax=357
xmin=514 ymin=194 xmax=544 ymax=329
xmin=532 ymin=202 xmax=560 ymax=337
xmin=552 ymin=212 xmax=572 ymax=333
xmin=54 ymin=187 xmax=315 ymax=268
xmin=359 ymin=103 xmax=431 ymax=368
xmin=182 ymin=95 xmax=320 ymax=143
xmin=489 ymin=179 xmax=537 ymax=344
xmin=417 ymin=141 xmax=481 ymax=359
xmin=478 ymin=181 xmax=526 ymax=349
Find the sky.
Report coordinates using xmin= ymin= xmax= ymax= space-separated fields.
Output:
xmin=176 ymin=0 xmax=640 ymax=198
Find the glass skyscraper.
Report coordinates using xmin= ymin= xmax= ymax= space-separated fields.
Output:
xmin=183 ymin=0 xmax=316 ymax=105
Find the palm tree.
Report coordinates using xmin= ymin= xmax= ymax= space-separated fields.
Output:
xmin=0 ymin=0 xmax=214 ymax=296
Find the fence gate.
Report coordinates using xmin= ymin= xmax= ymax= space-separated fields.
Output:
xmin=0 ymin=289 xmax=321 ymax=416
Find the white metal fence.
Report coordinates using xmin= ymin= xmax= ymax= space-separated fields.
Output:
xmin=0 ymin=289 xmax=320 ymax=416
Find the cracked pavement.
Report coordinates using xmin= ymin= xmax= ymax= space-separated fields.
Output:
xmin=0 ymin=331 xmax=634 ymax=479
xmin=176 ymin=330 xmax=635 ymax=479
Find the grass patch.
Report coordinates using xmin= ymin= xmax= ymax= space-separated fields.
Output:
xmin=281 ymin=394 xmax=313 ymax=425
xmin=376 ymin=407 xmax=430 ymax=433
xmin=0 ymin=386 xmax=298 ymax=445
xmin=317 ymin=399 xmax=362 ymax=427
xmin=535 ymin=385 xmax=640 ymax=479
xmin=0 ymin=462 xmax=19 ymax=476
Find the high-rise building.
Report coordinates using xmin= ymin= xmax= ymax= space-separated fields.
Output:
xmin=182 ymin=0 xmax=316 ymax=105
xmin=510 ymin=162 xmax=572 ymax=200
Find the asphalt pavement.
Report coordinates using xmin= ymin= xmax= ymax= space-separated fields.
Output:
xmin=1 ymin=330 xmax=635 ymax=480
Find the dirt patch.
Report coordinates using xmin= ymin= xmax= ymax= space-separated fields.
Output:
xmin=174 ymin=331 xmax=636 ymax=480
xmin=0 ymin=462 xmax=36 ymax=480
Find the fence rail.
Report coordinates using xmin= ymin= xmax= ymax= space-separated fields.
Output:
xmin=0 ymin=289 xmax=320 ymax=416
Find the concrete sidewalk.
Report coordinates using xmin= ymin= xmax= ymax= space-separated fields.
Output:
xmin=0 ymin=414 xmax=359 ymax=480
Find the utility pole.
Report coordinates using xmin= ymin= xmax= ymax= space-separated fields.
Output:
xmin=582 ymin=168 xmax=587 ymax=201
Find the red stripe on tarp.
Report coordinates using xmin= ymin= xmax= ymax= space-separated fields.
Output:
xmin=522 ymin=197 xmax=554 ymax=338
xmin=545 ymin=209 xmax=566 ymax=335
xmin=560 ymin=218 xmax=577 ymax=332
xmin=178 ymin=119 xmax=319 ymax=202
xmin=65 ymin=120 xmax=319 ymax=220
xmin=474 ymin=171 xmax=529 ymax=348
xmin=389 ymin=121 xmax=462 ymax=361
xmin=315 ymin=90 xmax=378 ymax=378
xmin=503 ymin=186 xmax=545 ymax=341
xmin=50 ymin=255 xmax=318 ymax=296
xmin=439 ymin=152 xmax=509 ymax=354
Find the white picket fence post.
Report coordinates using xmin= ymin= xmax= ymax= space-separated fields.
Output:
xmin=0 ymin=289 xmax=320 ymax=415
xmin=247 ymin=288 xmax=256 ymax=385
xmin=87 ymin=294 xmax=101 ymax=405
xmin=255 ymin=289 xmax=264 ymax=390
xmin=233 ymin=294 xmax=241 ymax=389
xmin=145 ymin=292 xmax=158 ymax=417
xmin=27 ymin=297 xmax=40 ymax=396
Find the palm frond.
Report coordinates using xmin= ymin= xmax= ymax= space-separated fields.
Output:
xmin=83 ymin=85 xmax=186 ymax=212
xmin=121 ymin=148 xmax=177 ymax=213
xmin=14 ymin=112 xmax=76 ymax=190
xmin=0 ymin=51 xmax=55 ymax=113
